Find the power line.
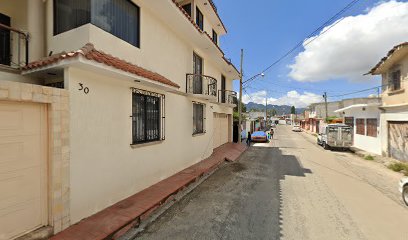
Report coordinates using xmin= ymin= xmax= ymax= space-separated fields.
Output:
xmin=328 ymin=85 xmax=384 ymax=98
xmin=327 ymin=77 xmax=408 ymax=98
xmin=243 ymin=0 xmax=362 ymax=86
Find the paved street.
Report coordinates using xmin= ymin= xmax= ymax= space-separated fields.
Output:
xmin=136 ymin=125 xmax=408 ymax=240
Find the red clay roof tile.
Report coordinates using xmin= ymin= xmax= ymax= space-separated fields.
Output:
xmin=24 ymin=43 xmax=180 ymax=88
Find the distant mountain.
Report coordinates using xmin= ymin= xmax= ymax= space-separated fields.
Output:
xmin=245 ymin=102 xmax=305 ymax=115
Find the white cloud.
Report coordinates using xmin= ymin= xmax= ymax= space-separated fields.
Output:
xmin=242 ymin=90 xmax=277 ymax=104
xmin=242 ymin=90 xmax=322 ymax=108
xmin=289 ymin=1 xmax=408 ymax=82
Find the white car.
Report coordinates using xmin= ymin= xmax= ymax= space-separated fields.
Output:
xmin=292 ymin=125 xmax=301 ymax=132
xmin=399 ymin=177 xmax=408 ymax=206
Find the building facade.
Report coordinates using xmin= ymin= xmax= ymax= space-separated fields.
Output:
xmin=335 ymin=101 xmax=382 ymax=155
xmin=368 ymin=42 xmax=408 ymax=161
xmin=0 ymin=0 xmax=239 ymax=239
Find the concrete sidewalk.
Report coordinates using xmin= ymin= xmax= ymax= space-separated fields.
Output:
xmin=50 ymin=143 xmax=246 ymax=240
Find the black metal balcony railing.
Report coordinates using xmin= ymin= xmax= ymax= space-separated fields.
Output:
xmin=186 ymin=74 xmax=217 ymax=97
xmin=218 ymin=90 xmax=237 ymax=105
xmin=0 ymin=23 xmax=29 ymax=68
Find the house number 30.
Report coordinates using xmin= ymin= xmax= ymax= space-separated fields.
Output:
xmin=78 ymin=83 xmax=90 ymax=94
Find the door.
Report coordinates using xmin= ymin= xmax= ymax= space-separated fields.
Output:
xmin=388 ymin=122 xmax=408 ymax=161
xmin=193 ymin=53 xmax=203 ymax=94
xmin=213 ymin=113 xmax=229 ymax=149
xmin=0 ymin=101 xmax=48 ymax=239
xmin=221 ymin=75 xmax=226 ymax=103
xmin=0 ymin=13 xmax=11 ymax=66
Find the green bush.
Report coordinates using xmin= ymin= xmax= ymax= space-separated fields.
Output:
xmin=388 ymin=162 xmax=408 ymax=176
xmin=364 ymin=155 xmax=374 ymax=160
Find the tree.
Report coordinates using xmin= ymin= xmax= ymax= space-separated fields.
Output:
xmin=270 ymin=108 xmax=277 ymax=117
xmin=291 ymin=106 xmax=296 ymax=114
xmin=233 ymin=102 xmax=246 ymax=113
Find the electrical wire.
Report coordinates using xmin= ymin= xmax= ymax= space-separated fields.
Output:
xmin=243 ymin=0 xmax=362 ymax=86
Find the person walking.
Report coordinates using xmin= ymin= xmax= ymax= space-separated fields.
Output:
xmin=246 ymin=132 xmax=251 ymax=146
xmin=270 ymin=128 xmax=274 ymax=139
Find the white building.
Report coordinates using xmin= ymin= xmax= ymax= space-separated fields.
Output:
xmin=368 ymin=42 xmax=408 ymax=161
xmin=335 ymin=102 xmax=382 ymax=155
xmin=0 ymin=0 xmax=239 ymax=238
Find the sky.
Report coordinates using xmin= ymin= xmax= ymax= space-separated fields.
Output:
xmin=213 ymin=0 xmax=408 ymax=108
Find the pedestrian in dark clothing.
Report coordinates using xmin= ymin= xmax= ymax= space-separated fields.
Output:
xmin=246 ymin=132 xmax=251 ymax=146
xmin=270 ymin=129 xmax=274 ymax=139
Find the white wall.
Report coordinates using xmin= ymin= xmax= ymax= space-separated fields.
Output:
xmin=67 ymin=67 xmax=232 ymax=223
xmin=45 ymin=0 xmax=235 ymax=92
xmin=345 ymin=107 xmax=382 ymax=155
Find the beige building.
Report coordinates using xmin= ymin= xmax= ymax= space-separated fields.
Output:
xmin=0 ymin=0 xmax=239 ymax=239
xmin=368 ymin=42 xmax=408 ymax=161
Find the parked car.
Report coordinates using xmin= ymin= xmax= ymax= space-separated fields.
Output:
xmin=292 ymin=125 xmax=301 ymax=132
xmin=251 ymin=131 xmax=268 ymax=142
xmin=399 ymin=177 xmax=408 ymax=206
xmin=317 ymin=124 xmax=352 ymax=150
xmin=271 ymin=124 xmax=276 ymax=128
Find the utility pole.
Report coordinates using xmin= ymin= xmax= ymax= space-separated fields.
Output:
xmin=323 ymin=92 xmax=328 ymax=123
xmin=265 ymin=97 xmax=268 ymax=128
xmin=238 ymin=49 xmax=244 ymax=143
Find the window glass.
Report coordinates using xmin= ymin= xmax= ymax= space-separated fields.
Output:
xmin=196 ymin=7 xmax=204 ymax=30
xmin=193 ymin=103 xmax=205 ymax=134
xmin=182 ymin=4 xmax=192 ymax=16
xmin=54 ymin=0 xmax=91 ymax=35
xmin=132 ymin=89 xmax=163 ymax=144
xmin=212 ymin=29 xmax=218 ymax=44
xmin=54 ymin=0 xmax=140 ymax=47
xmin=91 ymin=0 xmax=140 ymax=47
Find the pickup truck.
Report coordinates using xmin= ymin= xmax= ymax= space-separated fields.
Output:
xmin=317 ymin=124 xmax=352 ymax=150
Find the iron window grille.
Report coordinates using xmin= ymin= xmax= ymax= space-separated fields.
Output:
xmin=131 ymin=88 xmax=165 ymax=144
xmin=193 ymin=102 xmax=206 ymax=135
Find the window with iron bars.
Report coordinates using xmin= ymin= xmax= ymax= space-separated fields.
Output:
xmin=131 ymin=88 xmax=165 ymax=144
xmin=193 ymin=102 xmax=206 ymax=135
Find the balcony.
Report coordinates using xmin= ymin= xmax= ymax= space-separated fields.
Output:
xmin=0 ymin=23 xmax=29 ymax=70
xmin=186 ymin=73 xmax=217 ymax=101
xmin=218 ymin=89 xmax=237 ymax=107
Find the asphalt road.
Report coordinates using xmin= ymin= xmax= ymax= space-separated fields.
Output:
xmin=135 ymin=125 xmax=408 ymax=240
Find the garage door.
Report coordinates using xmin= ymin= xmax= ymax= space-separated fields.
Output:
xmin=213 ymin=113 xmax=229 ymax=149
xmin=388 ymin=121 xmax=408 ymax=162
xmin=0 ymin=101 xmax=47 ymax=239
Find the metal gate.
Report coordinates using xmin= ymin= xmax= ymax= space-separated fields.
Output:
xmin=388 ymin=121 xmax=408 ymax=162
